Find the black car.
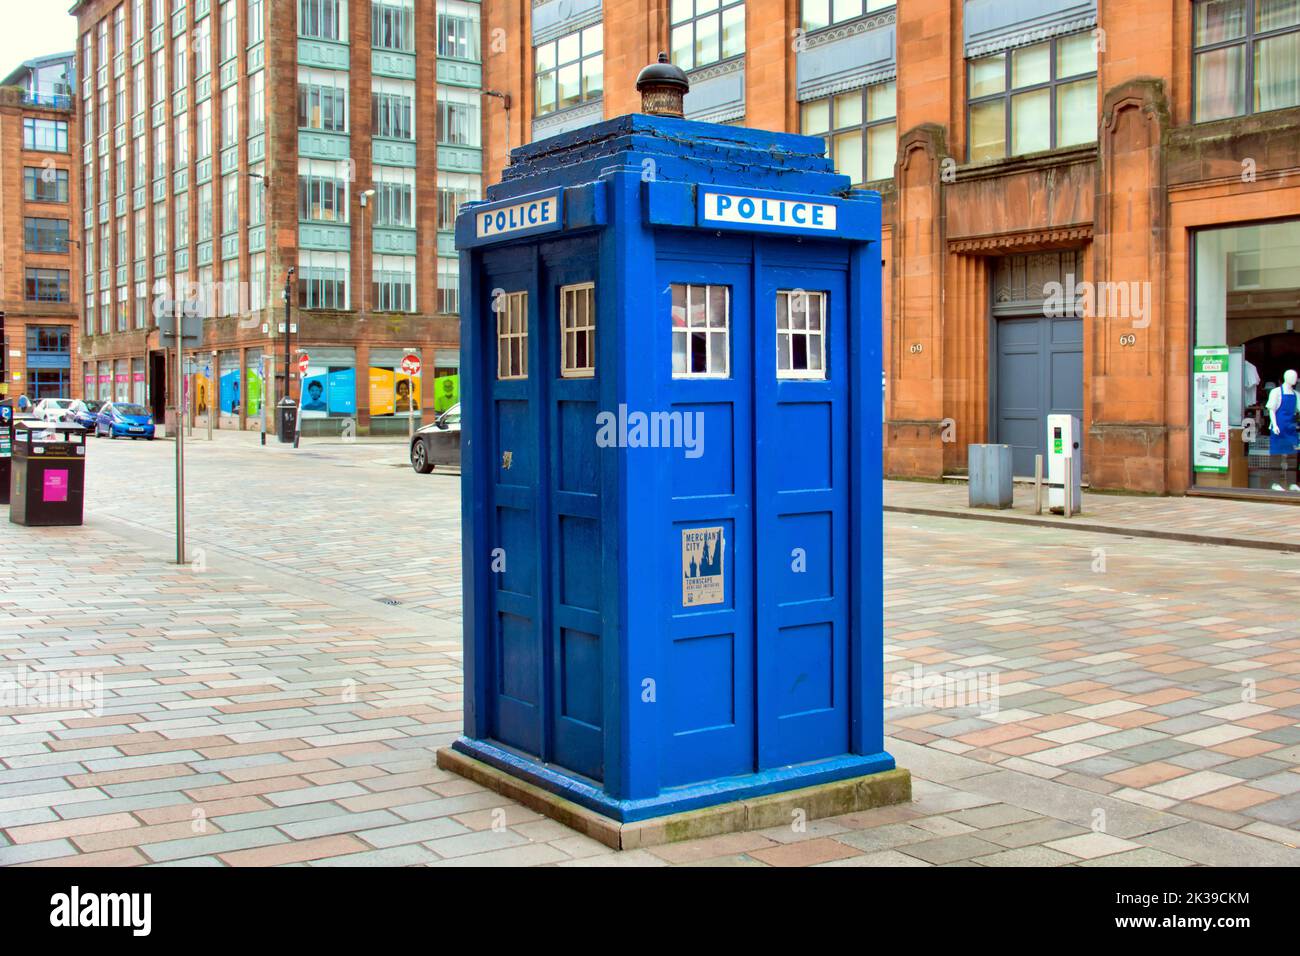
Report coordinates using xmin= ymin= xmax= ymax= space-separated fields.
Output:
xmin=410 ymin=403 xmax=460 ymax=473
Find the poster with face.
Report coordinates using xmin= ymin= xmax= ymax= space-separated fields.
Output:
xmin=219 ymin=371 xmax=241 ymax=416
xmin=301 ymin=367 xmax=357 ymax=417
xmin=433 ymin=374 xmax=459 ymax=414
xmin=245 ymin=366 xmax=263 ymax=417
xmin=368 ymin=367 xmax=421 ymax=416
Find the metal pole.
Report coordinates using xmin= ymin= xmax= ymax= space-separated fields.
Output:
xmin=174 ymin=300 xmax=185 ymax=564
xmin=207 ymin=348 xmax=215 ymax=442
xmin=1064 ymin=456 xmax=1074 ymax=519
xmin=1034 ymin=454 xmax=1043 ymax=515
xmin=408 ymin=354 xmax=415 ymax=446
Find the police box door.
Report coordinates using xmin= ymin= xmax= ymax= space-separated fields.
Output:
xmin=754 ymin=258 xmax=850 ymax=768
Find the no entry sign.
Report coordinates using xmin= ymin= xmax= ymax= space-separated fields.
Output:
xmin=298 ymin=353 xmax=310 ymax=375
xmin=401 ymin=353 xmax=421 ymax=376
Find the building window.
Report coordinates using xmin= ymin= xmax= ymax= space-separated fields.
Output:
xmin=174 ymin=109 xmax=190 ymax=166
xmin=967 ymin=31 xmax=1098 ymax=162
xmin=437 ymin=87 xmax=479 ymax=145
xmin=437 ymin=172 xmax=480 ymax=230
xmin=437 ymin=0 xmax=480 ymax=60
xmin=28 ymin=325 xmax=71 ymax=354
xmin=24 ymin=167 xmax=70 ymax=203
xmin=22 ymin=119 xmax=69 ymax=153
xmin=299 ymin=0 xmax=343 ymax=42
xmin=671 ymin=283 xmax=730 ymax=378
xmin=670 ymin=0 xmax=744 ymax=71
xmin=222 ymin=85 xmax=239 ymax=148
xmin=249 ymin=71 xmax=265 ymax=135
xmin=534 ymin=24 xmax=603 ymax=116
xmin=801 ymin=80 xmax=896 ymax=185
xmin=437 ymin=257 xmax=459 ymax=314
xmin=175 ymin=193 xmax=189 ymax=249
xmin=198 ymin=183 xmax=212 ymax=235
xmin=153 ymin=124 xmax=167 ymax=179
xmin=220 ymin=1 xmax=238 ymax=63
xmin=197 ymin=100 xmax=213 ymax=160
xmin=154 ymin=200 xmax=168 ymax=251
xmin=153 ymin=49 xmax=165 ymax=105
xmin=373 ymin=255 xmax=416 ymax=312
xmin=248 ymin=0 xmax=265 ymax=46
xmin=372 ymin=0 xmax=414 ymax=52
xmin=27 ymin=370 xmax=71 ymax=401
xmin=249 ymin=164 xmax=266 ymax=226
xmin=374 ymin=169 xmax=415 ymax=227
xmin=373 ymin=85 xmax=415 ymax=139
xmin=801 ymin=0 xmax=893 ymax=31
xmin=222 ymin=173 xmax=239 ymax=234
xmin=298 ymin=162 xmax=349 ymax=222
xmin=776 ymin=290 xmax=827 ymax=378
xmin=1194 ymin=0 xmax=1300 ymax=121
xmin=298 ymin=253 xmax=349 ymax=310
xmin=298 ymin=78 xmax=347 ymax=133
xmin=25 ymin=269 xmax=71 ymax=303
xmin=25 ymin=217 xmax=70 ymax=253
xmin=497 ymin=291 xmax=528 ymax=380
xmin=560 ymin=283 xmax=596 ymax=378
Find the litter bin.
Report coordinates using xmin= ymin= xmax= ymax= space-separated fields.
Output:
xmin=968 ymin=443 xmax=1013 ymax=509
xmin=10 ymin=420 xmax=87 ymax=526
xmin=277 ymin=397 xmax=297 ymax=444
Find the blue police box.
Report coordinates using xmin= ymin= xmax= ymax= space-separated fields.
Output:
xmin=445 ymin=60 xmax=897 ymax=828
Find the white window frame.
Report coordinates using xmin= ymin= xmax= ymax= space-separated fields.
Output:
xmin=776 ymin=289 xmax=827 ymax=379
xmin=560 ymin=282 xmax=595 ymax=378
xmin=671 ymin=283 xmax=730 ymax=379
xmin=496 ymin=291 xmax=528 ymax=380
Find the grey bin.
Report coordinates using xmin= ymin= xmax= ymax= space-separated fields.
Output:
xmin=968 ymin=444 xmax=1013 ymax=509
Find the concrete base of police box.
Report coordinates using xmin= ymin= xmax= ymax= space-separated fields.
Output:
xmin=435 ymin=746 xmax=912 ymax=851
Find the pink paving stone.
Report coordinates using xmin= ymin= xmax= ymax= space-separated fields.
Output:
xmin=990 ymin=736 xmax=1058 ymax=756
xmin=1192 ymin=785 xmax=1279 ymax=812
xmin=336 ymin=786 xmax=442 ymax=812
xmin=748 ymin=837 xmax=863 ymax=867
xmin=66 ymin=764 xmax=196 ymax=788
xmin=5 ymin=812 xmax=140 ymax=845
xmin=187 ymin=684 xmax=286 ymax=699
xmin=118 ymin=735 xmax=236 ymax=756
xmin=1023 ymin=714 xmax=1084 ymax=732
xmin=23 ymin=847 xmax=150 ymax=867
xmin=1132 ymin=688 xmax=1199 ymax=705
xmin=1104 ymin=762 xmax=1193 ymax=789
xmin=284 ymin=742 xmax=392 ymax=762
xmin=134 ymin=796 xmax=271 ymax=826
xmin=1210 ymin=737 xmax=1284 ymax=757
xmin=195 ymin=740 xmax=291 ymax=759
xmin=219 ymin=834 xmax=370 ymax=867
xmin=304 ymin=766 xmax=389 ymax=786
xmin=957 ymin=724 xmax=1039 ymax=747
xmin=73 ymin=820 xmax=224 ymax=853
xmin=62 ymin=713 xmax=146 ymax=729
xmin=215 ymin=697 xmax=320 ymax=715
xmin=183 ymin=777 xmax=312 ymax=803
xmin=451 ymin=805 xmax=545 ymax=831
xmin=647 ymin=831 xmax=781 ymax=864
xmin=222 ymin=758 xmax=340 ymax=783
xmin=48 ymin=731 xmax=165 ymax=750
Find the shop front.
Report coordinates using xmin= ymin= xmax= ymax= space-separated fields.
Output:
xmin=367 ymin=347 xmax=422 ymax=435
xmin=299 ymin=346 xmax=357 ymax=437
xmin=1191 ymin=219 xmax=1300 ymax=497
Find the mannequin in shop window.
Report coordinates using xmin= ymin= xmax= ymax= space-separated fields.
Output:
xmin=1266 ymin=368 xmax=1300 ymax=492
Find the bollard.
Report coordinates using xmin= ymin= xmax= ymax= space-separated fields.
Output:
xmin=1034 ymin=454 xmax=1043 ymax=515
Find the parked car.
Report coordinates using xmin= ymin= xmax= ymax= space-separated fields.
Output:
xmin=33 ymin=398 xmax=78 ymax=422
xmin=95 ymin=402 xmax=156 ymax=440
xmin=68 ymin=400 xmax=103 ymax=430
xmin=410 ymin=403 xmax=461 ymax=473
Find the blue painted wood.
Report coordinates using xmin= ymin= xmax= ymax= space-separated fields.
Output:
xmin=456 ymin=112 xmax=889 ymax=821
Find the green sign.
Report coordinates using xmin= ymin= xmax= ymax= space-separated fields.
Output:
xmin=1193 ymin=346 xmax=1230 ymax=474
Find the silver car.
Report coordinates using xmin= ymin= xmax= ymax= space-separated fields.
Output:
xmin=410 ymin=403 xmax=461 ymax=473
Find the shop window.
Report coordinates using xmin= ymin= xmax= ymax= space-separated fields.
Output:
xmin=670 ymin=0 xmax=744 ymax=71
xmin=497 ymin=291 xmax=528 ymax=380
xmin=560 ymin=283 xmax=596 ymax=378
xmin=534 ymin=24 xmax=602 ymax=117
xmin=299 ymin=347 xmax=357 ymax=419
xmin=801 ymin=80 xmax=896 ymax=185
xmin=369 ymin=347 xmax=421 ymax=418
xmin=1194 ymin=0 xmax=1300 ymax=121
xmin=966 ymin=32 xmax=1098 ymax=162
xmin=1193 ymin=219 xmax=1300 ymax=494
xmin=671 ymin=283 xmax=730 ymax=378
xmin=776 ymin=290 xmax=827 ymax=379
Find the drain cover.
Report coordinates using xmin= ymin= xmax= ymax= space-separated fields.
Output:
xmin=379 ymin=597 xmax=402 ymax=606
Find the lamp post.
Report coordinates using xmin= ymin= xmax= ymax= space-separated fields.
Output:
xmin=282 ymin=266 xmax=295 ymax=406
xmin=482 ymin=90 xmax=512 ymax=162
xmin=247 ymin=171 xmax=271 ymax=445
xmin=358 ymin=188 xmax=375 ymax=314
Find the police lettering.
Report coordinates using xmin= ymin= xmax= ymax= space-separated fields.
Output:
xmin=704 ymin=192 xmax=836 ymax=231
xmin=477 ymin=196 xmax=558 ymax=239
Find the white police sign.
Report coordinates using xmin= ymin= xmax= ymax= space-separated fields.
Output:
xmin=476 ymin=194 xmax=560 ymax=240
xmin=701 ymin=190 xmax=837 ymax=232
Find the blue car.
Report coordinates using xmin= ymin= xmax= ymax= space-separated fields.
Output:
xmin=95 ymin=402 xmax=156 ymax=440
xmin=69 ymin=400 xmax=103 ymax=430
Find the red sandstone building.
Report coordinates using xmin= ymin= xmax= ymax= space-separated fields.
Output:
xmin=0 ymin=53 xmax=81 ymax=403
xmin=482 ymin=0 xmax=1300 ymax=498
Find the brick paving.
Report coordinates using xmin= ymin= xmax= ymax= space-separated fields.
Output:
xmin=885 ymin=477 xmax=1300 ymax=550
xmin=0 ymin=434 xmax=1296 ymax=866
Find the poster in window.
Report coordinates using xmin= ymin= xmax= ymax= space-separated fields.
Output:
xmin=301 ymin=367 xmax=356 ymax=416
xmin=433 ymin=373 xmax=459 ymax=413
xmin=681 ymin=526 xmax=725 ymax=607
xmin=368 ymin=368 xmax=421 ymax=417
xmin=1193 ymin=346 xmax=1230 ymax=474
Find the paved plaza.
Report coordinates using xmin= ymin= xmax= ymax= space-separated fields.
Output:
xmin=0 ymin=434 xmax=1296 ymax=866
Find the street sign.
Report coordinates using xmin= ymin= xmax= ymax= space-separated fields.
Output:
xmin=298 ymin=353 xmax=311 ymax=375
xmin=157 ymin=311 xmax=204 ymax=344
xmin=401 ymin=353 xmax=421 ymax=376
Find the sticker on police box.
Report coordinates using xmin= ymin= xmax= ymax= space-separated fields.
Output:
xmin=681 ymin=526 xmax=725 ymax=607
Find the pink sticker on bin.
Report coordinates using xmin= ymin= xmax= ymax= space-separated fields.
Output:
xmin=43 ymin=470 xmax=69 ymax=503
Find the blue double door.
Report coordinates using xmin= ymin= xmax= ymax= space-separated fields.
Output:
xmin=481 ymin=239 xmax=606 ymax=783
xmin=658 ymin=240 xmax=853 ymax=787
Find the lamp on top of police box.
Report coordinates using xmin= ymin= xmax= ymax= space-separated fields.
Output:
xmin=636 ymin=52 xmax=689 ymax=119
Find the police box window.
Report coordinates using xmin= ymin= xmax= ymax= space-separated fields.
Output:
xmin=560 ymin=283 xmax=595 ymax=378
xmin=497 ymin=291 xmax=528 ymax=380
xmin=671 ymin=284 xmax=730 ymax=378
xmin=776 ymin=290 xmax=827 ymax=379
